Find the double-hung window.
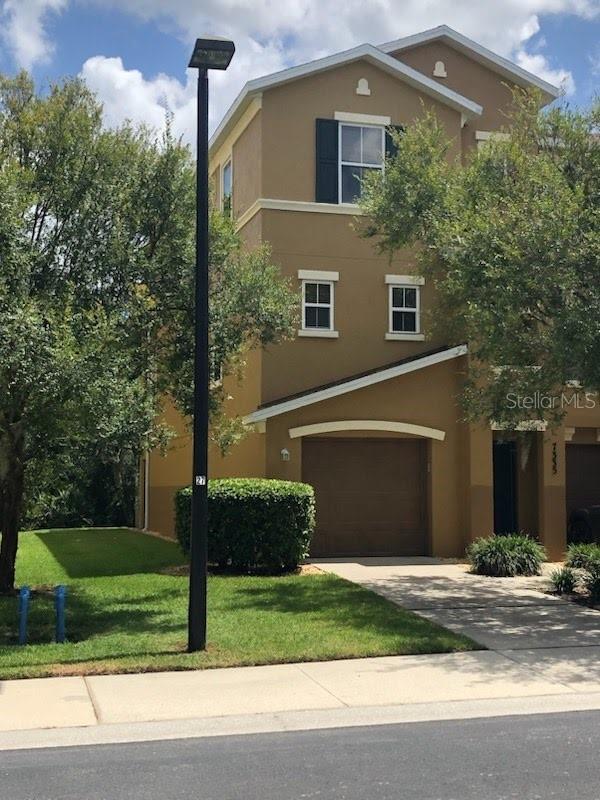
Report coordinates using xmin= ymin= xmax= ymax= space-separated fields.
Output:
xmin=298 ymin=270 xmax=339 ymax=338
xmin=339 ymin=123 xmax=384 ymax=204
xmin=385 ymin=276 xmax=424 ymax=340
xmin=303 ymin=281 xmax=333 ymax=330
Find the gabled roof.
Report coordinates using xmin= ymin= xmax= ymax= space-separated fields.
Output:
xmin=209 ymin=43 xmax=483 ymax=156
xmin=244 ymin=344 xmax=468 ymax=423
xmin=379 ymin=25 xmax=560 ymax=102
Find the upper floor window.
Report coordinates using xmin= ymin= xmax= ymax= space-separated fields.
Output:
xmin=297 ymin=270 xmax=339 ymax=338
xmin=384 ymin=275 xmax=425 ymax=341
xmin=390 ymin=285 xmax=420 ymax=333
xmin=339 ymin=123 xmax=384 ymax=204
xmin=303 ymin=281 xmax=333 ymax=330
xmin=222 ymin=159 xmax=232 ymax=216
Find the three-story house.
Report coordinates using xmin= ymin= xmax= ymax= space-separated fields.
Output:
xmin=142 ymin=25 xmax=597 ymax=561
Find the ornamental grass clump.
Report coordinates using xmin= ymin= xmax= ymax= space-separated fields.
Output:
xmin=467 ymin=534 xmax=546 ymax=577
xmin=549 ymin=566 xmax=577 ymax=595
xmin=565 ymin=543 xmax=600 ymax=605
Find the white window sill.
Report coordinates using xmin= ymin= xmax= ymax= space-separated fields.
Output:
xmin=298 ymin=329 xmax=339 ymax=339
xmin=385 ymin=332 xmax=425 ymax=341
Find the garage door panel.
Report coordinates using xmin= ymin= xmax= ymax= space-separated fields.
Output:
xmin=303 ymin=438 xmax=427 ymax=557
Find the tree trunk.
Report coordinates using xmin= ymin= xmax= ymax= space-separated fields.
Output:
xmin=0 ymin=422 xmax=25 ymax=594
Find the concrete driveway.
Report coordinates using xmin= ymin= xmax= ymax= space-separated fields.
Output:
xmin=313 ymin=558 xmax=600 ymax=686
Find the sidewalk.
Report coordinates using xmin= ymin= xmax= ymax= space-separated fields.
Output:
xmin=3 ymin=647 xmax=600 ymax=747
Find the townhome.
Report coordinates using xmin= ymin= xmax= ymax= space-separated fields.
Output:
xmin=143 ymin=25 xmax=599 ymax=560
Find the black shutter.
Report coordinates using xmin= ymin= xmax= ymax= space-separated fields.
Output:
xmin=315 ymin=118 xmax=339 ymax=203
xmin=385 ymin=125 xmax=405 ymax=160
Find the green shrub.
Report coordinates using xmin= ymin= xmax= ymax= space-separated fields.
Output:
xmin=467 ymin=534 xmax=546 ymax=577
xmin=582 ymin=571 xmax=600 ymax=605
xmin=549 ymin=566 xmax=577 ymax=595
xmin=565 ymin=543 xmax=600 ymax=604
xmin=175 ymin=478 xmax=315 ymax=572
xmin=565 ymin=542 xmax=600 ymax=571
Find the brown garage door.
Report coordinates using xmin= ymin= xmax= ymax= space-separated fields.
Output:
xmin=566 ymin=444 xmax=600 ymax=515
xmin=302 ymin=438 xmax=427 ymax=557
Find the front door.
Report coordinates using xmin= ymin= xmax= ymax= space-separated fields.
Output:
xmin=493 ymin=440 xmax=518 ymax=534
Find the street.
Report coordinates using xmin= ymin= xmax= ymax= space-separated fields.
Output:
xmin=1 ymin=711 xmax=598 ymax=800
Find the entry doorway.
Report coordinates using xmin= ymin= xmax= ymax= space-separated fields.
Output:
xmin=493 ymin=440 xmax=518 ymax=534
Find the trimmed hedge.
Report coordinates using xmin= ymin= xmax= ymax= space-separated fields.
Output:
xmin=175 ymin=478 xmax=315 ymax=572
xmin=467 ymin=533 xmax=546 ymax=577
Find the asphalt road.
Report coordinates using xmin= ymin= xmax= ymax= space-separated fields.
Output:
xmin=1 ymin=711 xmax=599 ymax=800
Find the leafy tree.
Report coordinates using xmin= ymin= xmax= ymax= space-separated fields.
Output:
xmin=0 ymin=73 xmax=297 ymax=592
xmin=361 ymin=93 xmax=600 ymax=429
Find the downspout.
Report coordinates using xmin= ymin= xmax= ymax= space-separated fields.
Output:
xmin=144 ymin=451 xmax=150 ymax=531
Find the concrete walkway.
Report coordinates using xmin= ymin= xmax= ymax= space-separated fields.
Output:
xmin=5 ymin=650 xmax=600 ymax=747
xmin=314 ymin=557 xmax=600 ymax=688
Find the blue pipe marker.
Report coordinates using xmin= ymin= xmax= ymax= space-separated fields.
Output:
xmin=55 ymin=585 xmax=67 ymax=644
xmin=18 ymin=586 xmax=30 ymax=645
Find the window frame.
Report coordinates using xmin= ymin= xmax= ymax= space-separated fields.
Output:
xmin=388 ymin=283 xmax=421 ymax=336
xmin=221 ymin=158 xmax=233 ymax=215
xmin=338 ymin=122 xmax=385 ymax=205
xmin=302 ymin=279 xmax=335 ymax=332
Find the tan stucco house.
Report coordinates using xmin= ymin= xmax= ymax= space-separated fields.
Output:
xmin=142 ymin=25 xmax=598 ymax=561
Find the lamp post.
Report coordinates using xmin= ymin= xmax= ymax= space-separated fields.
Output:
xmin=187 ymin=36 xmax=235 ymax=652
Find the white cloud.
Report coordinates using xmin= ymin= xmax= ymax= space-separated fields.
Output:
xmin=80 ymin=39 xmax=287 ymax=145
xmin=515 ymin=50 xmax=576 ymax=94
xmin=80 ymin=56 xmax=197 ymax=142
xmin=1 ymin=0 xmax=67 ymax=69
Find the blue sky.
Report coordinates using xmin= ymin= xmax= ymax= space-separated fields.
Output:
xmin=0 ymin=1 xmax=598 ymax=143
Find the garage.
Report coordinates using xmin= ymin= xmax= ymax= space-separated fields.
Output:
xmin=302 ymin=437 xmax=428 ymax=557
xmin=566 ymin=444 xmax=600 ymax=516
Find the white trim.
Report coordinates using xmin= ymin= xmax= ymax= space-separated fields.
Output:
xmin=210 ymin=42 xmax=482 ymax=157
xmin=335 ymin=111 xmax=391 ymax=125
xmin=386 ymin=332 xmax=425 ymax=341
xmin=298 ymin=329 xmax=340 ymax=339
xmin=388 ymin=283 xmax=421 ymax=336
xmin=289 ymin=420 xmax=446 ymax=441
xmin=298 ymin=269 xmax=339 ymax=281
xmin=301 ymin=278 xmax=335 ymax=333
xmin=244 ymin=344 xmax=468 ymax=423
xmin=235 ymin=198 xmax=364 ymax=231
xmin=564 ymin=427 xmax=575 ymax=442
xmin=338 ymin=121 xmax=385 ymax=205
xmin=491 ymin=420 xmax=548 ymax=432
xmin=379 ymin=25 xmax=560 ymax=101
xmin=385 ymin=274 xmax=424 ymax=285
xmin=475 ymin=130 xmax=510 ymax=141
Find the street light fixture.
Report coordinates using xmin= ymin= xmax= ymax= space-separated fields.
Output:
xmin=187 ymin=35 xmax=235 ymax=653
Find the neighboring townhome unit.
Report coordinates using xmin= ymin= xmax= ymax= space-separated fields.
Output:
xmin=143 ymin=25 xmax=596 ymax=561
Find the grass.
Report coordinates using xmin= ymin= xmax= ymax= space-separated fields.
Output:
xmin=0 ymin=528 xmax=478 ymax=679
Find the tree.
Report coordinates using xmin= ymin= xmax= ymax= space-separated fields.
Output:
xmin=0 ymin=73 xmax=297 ymax=592
xmin=361 ymin=93 xmax=600 ymax=429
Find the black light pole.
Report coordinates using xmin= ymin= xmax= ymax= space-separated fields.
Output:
xmin=188 ymin=36 xmax=235 ymax=652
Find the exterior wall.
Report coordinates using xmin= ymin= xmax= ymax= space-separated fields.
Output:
xmin=146 ymin=40 xmax=578 ymax=556
xmin=392 ymin=40 xmax=520 ymax=153
xmin=260 ymin=209 xmax=442 ymax=403
xmin=260 ymin=60 xmax=462 ymax=203
xmin=262 ymin=357 xmax=469 ymax=557
xmin=231 ymin=110 xmax=262 ymax=218
xmin=146 ymin=347 xmax=266 ymax=538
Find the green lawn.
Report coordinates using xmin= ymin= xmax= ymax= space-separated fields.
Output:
xmin=0 ymin=528 xmax=477 ymax=679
